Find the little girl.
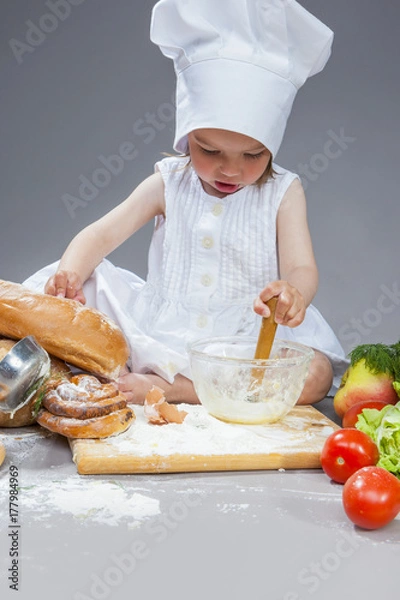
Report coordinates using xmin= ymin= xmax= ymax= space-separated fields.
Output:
xmin=24 ymin=0 xmax=348 ymax=405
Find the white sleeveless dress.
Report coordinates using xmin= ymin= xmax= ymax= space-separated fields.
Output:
xmin=23 ymin=156 xmax=348 ymax=392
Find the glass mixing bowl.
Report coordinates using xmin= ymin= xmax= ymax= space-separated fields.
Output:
xmin=189 ymin=337 xmax=314 ymax=424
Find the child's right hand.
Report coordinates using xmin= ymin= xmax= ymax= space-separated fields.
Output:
xmin=45 ymin=270 xmax=86 ymax=304
xmin=254 ymin=280 xmax=306 ymax=327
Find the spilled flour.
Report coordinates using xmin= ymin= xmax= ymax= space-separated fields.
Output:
xmin=78 ymin=404 xmax=335 ymax=458
xmin=0 ymin=428 xmax=161 ymax=528
xmin=17 ymin=478 xmax=161 ymax=527
xmin=12 ymin=475 xmax=160 ymax=527
xmin=0 ymin=405 xmax=337 ymax=530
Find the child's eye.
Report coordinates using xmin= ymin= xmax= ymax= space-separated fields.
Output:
xmin=200 ymin=147 xmax=219 ymax=155
xmin=244 ymin=151 xmax=265 ymax=160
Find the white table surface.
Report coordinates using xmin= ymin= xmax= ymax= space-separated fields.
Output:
xmin=0 ymin=397 xmax=398 ymax=600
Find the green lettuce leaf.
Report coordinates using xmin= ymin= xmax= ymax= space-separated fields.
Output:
xmin=356 ymin=405 xmax=392 ymax=440
xmin=356 ymin=402 xmax=400 ymax=478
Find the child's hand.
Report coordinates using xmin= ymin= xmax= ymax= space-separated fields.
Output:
xmin=254 ymin=280 xmax=306 ymax=327
xmin=45 ymin=270 xmax=86 ymax=304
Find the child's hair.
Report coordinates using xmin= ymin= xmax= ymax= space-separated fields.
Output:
xmin=257 ymin=154 xmax=275 ymax=186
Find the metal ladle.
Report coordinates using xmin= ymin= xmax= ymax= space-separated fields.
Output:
xmin=0 ymin=336 xmax=50 ymax=414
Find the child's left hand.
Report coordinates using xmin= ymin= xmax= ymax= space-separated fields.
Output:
xmin=254 ymin=280 xmax=306 ymax=327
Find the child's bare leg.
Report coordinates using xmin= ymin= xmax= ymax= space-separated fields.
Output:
xmin=118 ymin=372 xmax=199 ymax=405
xmin=296 ymin=349 xmax=333 ymax=405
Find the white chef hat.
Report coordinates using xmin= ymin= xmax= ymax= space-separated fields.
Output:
xmin=150 ymin=0 xmax=333 ymax=157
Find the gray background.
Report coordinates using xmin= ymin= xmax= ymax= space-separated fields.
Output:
xmin=1 ymin=4 xmax=400 ymax=600
xmin=1 ymin=0 xmax=399 ymax=355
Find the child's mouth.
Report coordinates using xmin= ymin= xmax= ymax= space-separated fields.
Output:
xmin=214 ymin=181 xmax=241 ymax=194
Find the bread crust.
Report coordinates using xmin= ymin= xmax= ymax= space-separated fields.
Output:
xmin=42 ymin=379 xmax=128 ymax=419
xmin=36 ymin=406 xmax=135 ymax=438
xmin=0 ymin=279 xmax=130 ymax=380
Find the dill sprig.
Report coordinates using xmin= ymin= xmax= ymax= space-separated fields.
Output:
xmin=389 ymin=341 xmax=400 ymax=381
xmin=32 ymin=373 xmax=66 ymax=418
xmin=349 ymin=343 xmax=397 ymax=378
xmin=32 ymin=387 xmax=46 ymax=418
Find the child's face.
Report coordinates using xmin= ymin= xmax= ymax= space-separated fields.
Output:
xmin=187 ymin=129 xmax=271 ymax=198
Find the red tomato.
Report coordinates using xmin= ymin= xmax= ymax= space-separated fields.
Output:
xmin=343 ymin=466 xmax=400 ymax=529
xmin=342 ymin=400 xmax=392 ymax=428
xmin=320 ymin=428 xmax=379 ymax=483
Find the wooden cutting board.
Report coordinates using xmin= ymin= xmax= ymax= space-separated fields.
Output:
xmin=0 ymin=440 xmax=5 ymax=466
xmin=70 ymin=404 xmax=339 ymax=475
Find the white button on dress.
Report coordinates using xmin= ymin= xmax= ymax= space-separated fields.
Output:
xmin=201 ymin=274 xmax=213 ymax=287
xmin=201 ymin=236 xmax=214 ymax=249
xmin=212 ymin=203 xmax=223 ymax=216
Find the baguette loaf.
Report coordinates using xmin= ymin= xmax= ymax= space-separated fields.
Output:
xmin=0 ymin=280 xmax=130 ymax=380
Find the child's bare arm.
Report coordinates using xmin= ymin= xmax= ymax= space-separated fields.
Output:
xmin=45 ymin=172 xmax=165 ymax=301
xmin=254 ymin=178 xmax=318 ymax=326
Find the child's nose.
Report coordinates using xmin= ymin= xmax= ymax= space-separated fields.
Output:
xmin=219 ymin=157 xmax=241 ymax=177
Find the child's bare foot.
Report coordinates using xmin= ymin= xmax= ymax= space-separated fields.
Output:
xmin=117 ymin=372 xmax=199 ymax=405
